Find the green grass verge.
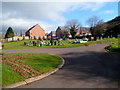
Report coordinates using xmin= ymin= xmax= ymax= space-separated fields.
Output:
xmin=2 ymin=64 xmax=24 ymax=86
xmin=2 ymin=53 xmax=62 ymax=86
xmin=18 ymin=53 xmax=62 ymax=73
xmin=0 ymin=64 xmax=2 ymax=87
xmin=3 ymin=38 xmax=119 ymax=50
xmin=106 ymin=40 xmax=120 ymax=53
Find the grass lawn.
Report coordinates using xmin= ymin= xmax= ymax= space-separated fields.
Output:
xmin=0 ymin=64 xmax=2 ymax=87
xmin=2 ymin=53 xmax=62 ymax=86
xmin=3 ymin=38 xmax=119 ymax=50
xmin=19 ymin=53 xmax=62 ymax=73
xmin=2 ymin=64 xmax=24 ymax=86
xmin=106 ymin=39 xmax=120 ymax=53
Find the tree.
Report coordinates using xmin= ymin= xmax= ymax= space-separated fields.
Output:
xmin=5 ymin=27 xmax=14 ymax=38
xmin=86 ymin=16 xmax=106 ymax=40
xmin=87 ymin=16 xmax=101 ymax=27
xmin=60 ymin=26 xmax=70 ymax=39
xmin=65 ymin=20 xmax=81 ymax=39
xmin=105 ymin=23 xmax=120 ymax=38
xmin=87 ymin=16 xmax=101 ymax=35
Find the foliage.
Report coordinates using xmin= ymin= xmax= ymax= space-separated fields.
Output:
xmin=105 ymin=23 xmax=120 ymax=37
xmin=105 ymin=16 xmax=120 ymax=37
xmin=5 ymin=27 xmax=14 ymax=38
xmin=70 ymin=27 xmax=77 ymax=39
xmin=65 ymin=20 xmax=81 ymax=39
xmin=86 ymin=16 xmax=107 ymax=37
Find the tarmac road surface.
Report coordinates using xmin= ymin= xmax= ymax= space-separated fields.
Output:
xmin=4 ymin=44 xmax=120 ymax=88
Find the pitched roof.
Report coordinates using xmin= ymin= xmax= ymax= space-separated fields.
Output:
xmin=57 ymin=26 xmax=62 ymax=30
xmin=26 ymin=24 xmax=44 ymax=33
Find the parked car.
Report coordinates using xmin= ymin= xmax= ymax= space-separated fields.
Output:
xmin=72 ymin=40 xmax=87 ymax=44
xmin=82 ymin=37 xmax=88 ymax=41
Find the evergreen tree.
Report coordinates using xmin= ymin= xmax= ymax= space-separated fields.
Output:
xmin=5 ymin=27 xmax=14 ymax=38
xmin=65 ymin=20 xmax=81 ymax=39
xmin=70 ymin=27 xmax=77 ymax=39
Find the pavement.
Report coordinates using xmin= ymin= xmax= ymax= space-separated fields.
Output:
xmin=3 ymin=44 xmax=120 ymax=88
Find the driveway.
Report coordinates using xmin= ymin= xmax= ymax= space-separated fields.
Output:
xmin=3 ymin=44 xmax=120 ymax=88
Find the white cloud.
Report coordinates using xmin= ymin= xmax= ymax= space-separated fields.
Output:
xmin=2 ymin=2 xmax=106 ymax=34
xmin=75 ymin=2 xmax=105 ymax=11
xmin=2 ymin=2 xmax=105 ymax=21
xmin=104 ymin=10 xmax=114 ymax=14
xmin=2 ymin=0 xmax=119 ymax=2
xmin=2 ymin=17 xmax=58 ymax=34
xmin=2 ymin=2 xmax=74 ymax=22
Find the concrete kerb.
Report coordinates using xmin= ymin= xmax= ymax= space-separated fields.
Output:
xmin=3 ymin=55 xmax=65 ymax=88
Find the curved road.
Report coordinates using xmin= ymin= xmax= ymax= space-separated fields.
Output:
xmin=4 ymin=44 xmax=120 ymax=88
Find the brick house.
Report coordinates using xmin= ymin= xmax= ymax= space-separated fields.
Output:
xmin=25 ymin=24 xmax=46 ymax=39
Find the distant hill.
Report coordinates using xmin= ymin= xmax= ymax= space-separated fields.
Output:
xmin=105 ymin=16 xmax=120 ymax=37
xmin=107 ymin=16 xmax=120 ymax=25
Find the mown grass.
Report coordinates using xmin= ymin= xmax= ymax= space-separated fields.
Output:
xmin=106 ymin=39 xmax=120 ymax=53
xmin=3 ymin=38 xmax=119 ymax=50
xmin=18 ymin=53 xmax=62 ymax=73
xmin=86 ymin=38 xmax=119 ymax=45
xmin=0 ymin=64 xmax=2 ymax=87
xmin=2 ymin=64 xmax=24 ymax=86
xmin=2 ymin=53 xmax=62 ymax=86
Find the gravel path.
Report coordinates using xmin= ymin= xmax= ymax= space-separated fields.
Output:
xmin=3 ymin=44 xmax=120 ymax=88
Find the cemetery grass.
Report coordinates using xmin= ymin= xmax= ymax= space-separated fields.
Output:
xmin=3 ymin=38 xmax=119 ymax=50
xmin=2 ymin=53 xmax=62 ymax=86
xmin=106 ymin=41 xmax=120 ymax=53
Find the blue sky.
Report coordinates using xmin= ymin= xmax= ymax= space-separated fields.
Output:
xmin=42 ymin=2 xmax=118 ymax=27
xmin=1 ymin=1 xmax=119 ymax=34
xmin=63 ymin=2 xmax=118 ymax=26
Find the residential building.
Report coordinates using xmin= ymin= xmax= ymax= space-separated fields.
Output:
xmin=25 ymin=24 xmax=46 ymax=39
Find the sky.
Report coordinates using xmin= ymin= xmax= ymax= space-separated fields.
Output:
xmin=0 ymin=0 xmax=119 ymax=35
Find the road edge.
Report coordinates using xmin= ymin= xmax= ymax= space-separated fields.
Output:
xmin=105 ymin=46 xmax=120 ymax=55
xmin=3 ymin=55 xmax=65 ymax=88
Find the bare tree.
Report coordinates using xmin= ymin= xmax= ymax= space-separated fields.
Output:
xmin=87 ymin=16 xmax=101 ymax=27
xmin=65 ymin=20 xmax=81 ymax=39
xmin=95 ymin=23 xmax=108 ymax=36
xmin=60 ymin=26 xmax=69 ymax=38
xmin=86 ymin=16 xmax=107 ymax=40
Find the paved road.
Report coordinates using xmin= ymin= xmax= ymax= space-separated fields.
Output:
xmin=4 ymin=44 xmax=120 ymax=88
